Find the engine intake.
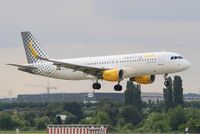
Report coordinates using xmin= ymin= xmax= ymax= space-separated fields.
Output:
xmin=130 ymin=75 xmax=155 ymax=84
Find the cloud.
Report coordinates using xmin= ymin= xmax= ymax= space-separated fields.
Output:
xmin=95 ymin=0 xmax=200 ymax=21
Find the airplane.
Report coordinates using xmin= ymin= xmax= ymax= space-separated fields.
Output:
xmin=7 ymin=32 xmax=191 ymax=91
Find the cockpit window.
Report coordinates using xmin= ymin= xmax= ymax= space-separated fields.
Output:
xmin=171 ymin=56 xmax=183 ymax=60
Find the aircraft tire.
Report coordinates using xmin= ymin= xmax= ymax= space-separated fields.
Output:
xmin=164 ymin=81 xmax=170 ymax=87
xmin=92 ymin=83 xmax=101 ymax=90
xmin=114 ymin=84 xmax=122 ymax=91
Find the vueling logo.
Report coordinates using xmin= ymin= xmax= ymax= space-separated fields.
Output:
xmin=28 ymin=41 xmax=39 ymax=58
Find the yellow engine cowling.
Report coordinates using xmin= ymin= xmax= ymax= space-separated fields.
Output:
xmin=102 ymin=69 xmax=123 ymax=82
xmin=130 ymin=75 xmax=155 ymax=84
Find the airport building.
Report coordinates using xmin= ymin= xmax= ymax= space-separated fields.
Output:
xmin=1 ymin=92 xmax=164 ymax=103
xmin=0 ymin=92 xmax=199 ymax=103
xmin=17 ymin=93 xmax=125 ymax=103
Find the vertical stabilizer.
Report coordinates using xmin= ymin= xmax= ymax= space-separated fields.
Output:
xmin=21 ymin=32 xmax=49 ymax=63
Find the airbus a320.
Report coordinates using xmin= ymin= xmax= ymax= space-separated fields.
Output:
xmin=8 ymin=32 xmax=191 ymax=91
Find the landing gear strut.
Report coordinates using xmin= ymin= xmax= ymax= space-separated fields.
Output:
xmin=114 ymin=81 xmax=123 ymax=91
xmin=164 ymin=73 xmax=170 ymax=86
xmin=92 ymin=82 xmax=101 ymax=90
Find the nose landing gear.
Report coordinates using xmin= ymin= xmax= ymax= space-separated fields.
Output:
xmin=164 ymin=73 xmax=170 ymax=86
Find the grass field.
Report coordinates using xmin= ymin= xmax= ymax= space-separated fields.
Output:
xmin=0 ymin=131 xmax=46 ymax=134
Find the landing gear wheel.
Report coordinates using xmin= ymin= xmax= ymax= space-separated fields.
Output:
xmin=92 ymin=83 xmax=101 ymax=90
xmin=114 ymin=84 xmax=122 ymax=91
xmin=164 ymin=81 xmax=170 ymax=87
xmin=163 ymin=73 xmax=170 ymax=87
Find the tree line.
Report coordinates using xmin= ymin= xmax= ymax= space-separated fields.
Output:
xmin=0 ymin=75 xmax=199 ymax=133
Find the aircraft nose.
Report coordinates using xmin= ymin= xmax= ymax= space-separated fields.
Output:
xmin=183 ymin=59 xmax=191 ymax=69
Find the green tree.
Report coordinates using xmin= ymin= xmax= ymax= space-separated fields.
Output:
xmin=96 ymin=111 xmax=109 ymax=125
xmin=12 ymin=117 xmax=25 ymax=129
xmin=80 ymin=117 xmax=96 ymax=125
xmin=35 ymin=118 xmax=46 ymax=130
xmin=163 ymin=77 xmax=173 ymax=110
xmin=185 ymin=109 xmax=200 ymax=133
xmin=137 ymin=112 xmax=171 ymax=133
xmin=107 ymin=106 xmax=119 ymax=126
xmin=186 ymin=119 xmax=200 ymax=133
xmin=173 ymin=76 xmax=184 ymax=107
xmin=0 ymin=113 xmax=14 ymax=130
xmin=120 ymin=105 xmax=142 ymax=126
xmin=125 ymin=81 xmax=134 ymax=105
xmin=22 ymin=111 xmax=36 ymax=127
xmin=152 ymin=120 xmax=171 ymax=133
xmin=168 ymin=106 xmax=186 ymax=131
xmin=63 ymin=102 xmax=84 ymax=121
xmin=96 ymin=99 xmax=119 ymax=126
xmin=65 ymin=114 xmax=78 ymax=124
xmin=125 ymin=81 xmax=142 ymax=112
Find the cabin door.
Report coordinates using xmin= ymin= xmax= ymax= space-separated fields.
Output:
xmin=158 ymin=53 xmax=164 ymax=65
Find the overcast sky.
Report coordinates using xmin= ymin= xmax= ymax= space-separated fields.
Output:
xmin=0 ymin=0 xmax=200 ymax=97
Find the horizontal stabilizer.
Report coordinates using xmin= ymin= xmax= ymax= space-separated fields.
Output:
xmin=6 ymin=64 xmax=37 ymax=73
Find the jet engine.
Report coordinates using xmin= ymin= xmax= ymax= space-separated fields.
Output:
xmin=130 ymin=75 xmax=155 ymax=84
xmin=102 ymin=69 xmax=123 ymax=82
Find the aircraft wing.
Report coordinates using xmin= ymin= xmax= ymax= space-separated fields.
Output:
xmin=38 ymin=56 xmax=108 ymax=76
xmin=6 ymin=64 xmax=37 ymax=73
xmin=28 ymin=42 xmax=108 ymax=76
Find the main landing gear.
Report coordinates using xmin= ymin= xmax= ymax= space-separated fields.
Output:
xmin=164 ymin=73 xmax=170 ymax=86
xmin=114 ymin=80 xmax=123 ymax=91
xmin=92 ymin=81 xmax=123 ymax=91
xmin=92 ymin=82 xmax=101 ymax=90
xmin=114 ymin=84 xmax=122 ymax=91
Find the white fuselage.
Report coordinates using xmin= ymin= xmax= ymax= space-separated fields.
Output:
xmin=27 ymin=52 xmax=190 ymax=81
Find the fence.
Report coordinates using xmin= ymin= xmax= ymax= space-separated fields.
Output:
xmin=47 ymin=124 xmax=108 ymax=134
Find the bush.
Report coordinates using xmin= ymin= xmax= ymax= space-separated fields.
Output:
xmin=120 ymin=105 xmax=143 ymax=126
xmin=35 ymin=118 xmax=46 ymax=130
xmin=65 ymin=114 xmax=78 ymax=124
xmin=0 ymin=113 xmax=13 ymax=130
xmin=63 ymin=102 xmax=84 ymax=121
xmin=137 ymin=112 xmax=171 ymax=133
xmin=12 ymin=117 xmax=25 ymax=128
xmin=168 ymin=106 xmax=186 ymax=131
xmin=96 ymin=111 xmax=109 ymax=125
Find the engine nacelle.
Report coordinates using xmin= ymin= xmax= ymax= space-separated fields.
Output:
xmin=130 ymin=75 xmax=155 ymax=84
xmin=102 ymin=69 xmax=123 ymax=82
